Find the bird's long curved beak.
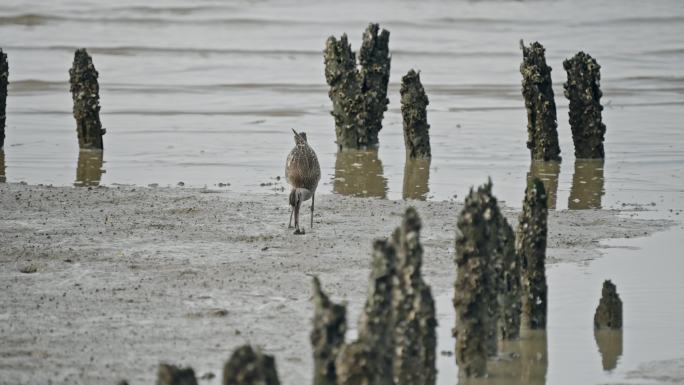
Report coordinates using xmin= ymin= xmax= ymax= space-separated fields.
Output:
xmin=291 ymin=128 xmax=300 ymax=138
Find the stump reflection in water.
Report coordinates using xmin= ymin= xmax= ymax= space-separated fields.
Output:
xmin=527 ymin=160 xmax=560 ymax=210
xmin=402 ymin=157 xmax=430 ymax=201
xmin=74 ymin=150 xmax=104 ymax=187
xmin=568 ymin=159 xmax=605 ymax=210
xmin=333 ymin=149 xmax=388 ymax=198
xmin=458 ymin=329 xmax=548 ymax=385
xmin=594 ymin=329 xmax=623 ymax=371
xmin=0 ymin=150 xmax=5 ymax=183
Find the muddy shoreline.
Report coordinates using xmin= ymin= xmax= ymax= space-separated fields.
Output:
xmin=0 ymin=184 xmax=672 ymax=385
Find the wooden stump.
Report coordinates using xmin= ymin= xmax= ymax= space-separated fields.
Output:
xmin=69 ymin=49 xmax=105 ymax=150
xmin=223 ymin=345 xmax=280 ymax=385
xmin=0 ymin=48 xmax=8 ymax=149
xmin=311 ymin=277 xmax=347 ymax=385
xmin=400 ymin=69 xmax=431 ymax=159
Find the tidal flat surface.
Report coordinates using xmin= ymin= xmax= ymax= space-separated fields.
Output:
xmin=1 ymin=0 xmax=684 ymax=384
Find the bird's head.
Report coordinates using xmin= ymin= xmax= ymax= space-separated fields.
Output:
xmin=292 ymin=129 xmax=308 ymax=145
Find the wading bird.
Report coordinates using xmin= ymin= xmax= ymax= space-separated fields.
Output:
xmin=286 ymin=129 xmax=321 ymax=234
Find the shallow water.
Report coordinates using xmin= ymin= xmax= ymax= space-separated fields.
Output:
xmin=2 ymin=0 xmax=684 ymax=384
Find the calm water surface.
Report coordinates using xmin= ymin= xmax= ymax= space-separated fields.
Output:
xmin=2 ymin=0 xmax=684 ymax=384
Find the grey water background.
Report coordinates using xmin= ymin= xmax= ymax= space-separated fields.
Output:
xmin=2 ymin=0 xmax=684 ymax=384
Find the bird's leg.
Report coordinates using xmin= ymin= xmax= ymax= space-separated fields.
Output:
xmin=310 ymin=193 xmax=315 ymax=229
xmin=288 ymin=205 xmax=294 ymax=228
xmin=294 ymin=193 xmax=303 ymax=235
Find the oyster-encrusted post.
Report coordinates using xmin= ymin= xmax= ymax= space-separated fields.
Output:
xmin=400 ymin=69 xmax=431 ymax=159
xmin=223 ymin=345 xmax=281 ymax=385
xmin=498 ymin=216 xmax=522 ymax=340
xmin=311 ymin=277 xmax=347 ymax=385
xmin=324 ymin=24 xmax=390 ymax=150
xmin=594 ymin=280 xmax=622 ymax=330
xmin=563 ymin=52 xmax=606 ymax=159
xmin=517 ymin=178 xmax=548 ymax=329
xmin=453 ymin=183 xmax=496 ymax=377
xmin=390 ymin=207 xmax=437 ymax=385
xmin=1 ymin=49 xmax=8 ymax=149
xmin=520 ymin=41 xmax=561 ymax=162
xmin=335 ymin=341 xmax=376 ymax=385
xmin=357 ymin=240 xmax=395 ymax=385
xmin=69 ymin=49 xmax=105 ymax=150
xmin=157 ymin=363 xmax=198 ymax=385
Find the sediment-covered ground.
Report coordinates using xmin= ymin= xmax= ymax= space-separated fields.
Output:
xmin=0 ymin=184 xmax=671 ymax=385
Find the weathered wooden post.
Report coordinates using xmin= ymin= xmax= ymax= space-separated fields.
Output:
xmin=335 ymin=341 xmax=376 ymax=385
xmin=223 ymin=345 xmax=280 ymax=385
xmin=520 ymin=41 xmax=561 ymax=162
xmin=69 ymin=49 xmax=105 ymax=150
xmin=0 ymin=48 xmax=7 ymax=149
xmin=594 ymin=280 xmax=622 ymax=330
xmin=498 ymin=216 xmax=522 ymax=340
xmin=389 ymin=207 xmax=437 ymax=385
xmin=0 ymin=150 xmax=5 ymax=183
xmin=324 ymin=24 xmax=390 ymax=150
xmin=311 ymin=277 xmax=347 ymax=385
xmin=156 ymin=363 xmax=198 ymax=385
xmin=564 ymin=52 xmax=606 ymax=159
xmin=400 ymin=69 xmax=431 ymax=159
xmin=356 ymin=239 xmax=395 ymax=385
xmin=517 ymin=178 xmax=548 ymax=329
xmin=453 ymin=182 xmax=497 ymax=377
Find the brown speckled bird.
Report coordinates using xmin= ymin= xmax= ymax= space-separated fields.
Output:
xmin=286 ymin=129 xmax=321 ymax=234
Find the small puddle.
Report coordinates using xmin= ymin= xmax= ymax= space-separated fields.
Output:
xmin=435 ymin=225 xmax=684 ymax=384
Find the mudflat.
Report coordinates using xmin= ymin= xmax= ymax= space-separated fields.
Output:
xmin=0 ymin=184 xmax=670 ymax=385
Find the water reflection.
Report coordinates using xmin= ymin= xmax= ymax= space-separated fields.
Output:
xmin=527 ymin=161 xmax=560 ymax=210
xmin=568 ymin=159 xmax=605 ymax=210
xmin=594 ymin=329 xmax=623 ymax=371
xmin=403 ymin=157 xmax=431 ymax=201
xmin=74 ymin=150 xmax=104 ymax=187
xmin=456 ymin=329 xmax=548 ymax=385
xmin=333 ymin=149 xmax=388 ymax=198
xmin=0 ymin=150 xmax=5 ymax=183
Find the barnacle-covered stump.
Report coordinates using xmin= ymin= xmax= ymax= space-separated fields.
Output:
xmin=157 ymin=363 xmax=198 ymax=385
xmin=520 ymin=41 xmax=561 ymax=162
xmin=357 ymin=240 xmax=395 ymax=385
xmin=223 ymin=345 xmax=281 ymax=385
xmin=498 ymin=216 xmax=522 ymax=340
xmin=517 ymin=178 xmax=549 ymax=329
xmin=563 ymin=52 xmax=606 ymax=159
xmin=336 ymin=341 xmax=376 ymax=385
xmin=69 ymin=49 xmax=105 ymax=150
xmin=311 ymin=277 xmax=347 ymax=385
xmin=594 ymin=280 xmax=622 ymax=330
xmin=324 ymin=24 xmax=390 ymax=150
xmin=400 ymin=69 xmax=431 ymax=159
xmin=453 ymin=182 xmax=500 ymax=377
xmin=0 ymin=49 xmax=8 ymax=149
xmin=389 ymin=207 xmax=437 ymax=385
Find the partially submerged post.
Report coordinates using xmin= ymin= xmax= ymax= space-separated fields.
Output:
xmin=324 ymin=24 xmax=390 ymax=150
xmin=69 ymin=49 xmax=105 ymax=150
xmin=563 ymin=52 xmax=606 ymax=159
xmin=335 ymin=341 xmax=376 ymax=385
xmin=594 ymin=280 xmax=622 ymax=330
xmin=311 ymin=277 xmax=347 ymax=385
xmin=157 ymin=363 xmax=198 ymax=385
xmin=517 ymin=178 xmax=549 ymax=329
xmin=498 ymin=217 xmax=522 ymax=340
xmin=453 ymin=182 xmax=498 ymax=377
xmin=1 ymin=48 xmax=7 ymax=149
xmin=400 ymin=69 xmax=431 ymax=159
xmin=223 ymin=345 xmax=281 ymax=385
xmin=520 ymin=41 xmax=561 ymax=162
